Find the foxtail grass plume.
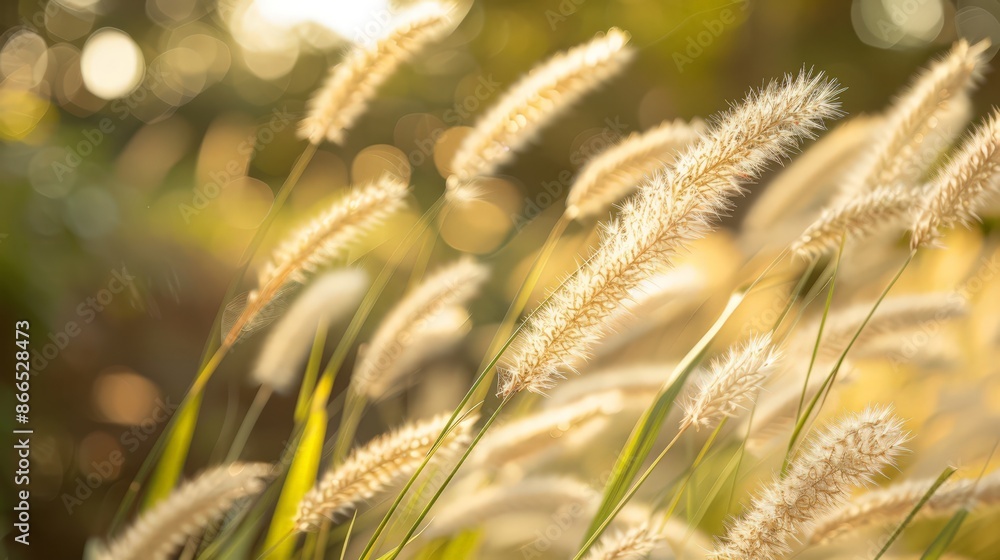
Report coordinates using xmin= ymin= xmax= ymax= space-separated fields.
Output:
xmin=584 ymin=523 xmax=661 ymax=560
xmin=423 ymin=476 xmax=598 ymax=538
xmin=353 ymin=258 xmax=489 ymax=401
xmin=680 ymin=334 xmax=781 ymax=431
xmin=808 ymin=469 xmax=1000 ymax=544
xmin=564 ymin=118 xmax=707 ymax=221
xmin=224 ymin=177 xmax=409 ymax=347
xmin=251 ymin=269 xmax=369 ymax=393
xmin=709 ymin=406 xmax=908 ymax=560
xmin=94 ymin=463 xmax=272 ymax=560
xmin=911 ymin=108 xmax=1000 ymax=249
xmin=446 ymin=28 xmax=633 ymax=203
xmin=742 ymin=115 xmax=879 ymax=234
xmin=298 ymin=3 xmax=455 ymax=145
xmin=473 ymin=393 xmax=623 ymax=467
xmin=840 ymin=40 xmax=985 ymax=199
xmin=791 ymin=186 xmax=915 ymax=258
xmin=294 ymin=413 xmax=475 ymax=531
xmin=498 ymin=71 xmax=842 ymax=397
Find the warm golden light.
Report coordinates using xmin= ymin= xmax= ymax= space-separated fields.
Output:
xmin=80 ymin=28 xmax=144 ymax=99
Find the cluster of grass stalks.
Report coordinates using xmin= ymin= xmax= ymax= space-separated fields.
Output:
xmin=97 ymin=5 xmax=1000 ymax=559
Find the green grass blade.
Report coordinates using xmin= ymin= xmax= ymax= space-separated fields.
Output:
xmin=920 ymin=508 xmax=969 ymax=560
xmin=583 ymin=291 xmax=745 ymax=541
xmin=141 ymin=391 xmax=203 ymax=508
xmin=784 ymin=251 xmax=914 ymax=468
xmin=874 ymin=466 xmax=957 ymax=559
xmin=261 ymin=346 xmax=335 ymax=558
xmin=294 ymin=326 xmax=328 ymax=424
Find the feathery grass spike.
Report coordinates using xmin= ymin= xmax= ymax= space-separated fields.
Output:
xmin=911 ymin=109 xmax=1000 ymax=248
xmin=353 ymin=258 xmax=489 ymax=401
xmin=680 ymin=333 xmax=780 ymax=431
xmin=791 ymin=186 xmax=915 ymax=257
xmin=809 ymin=470 xmax=1000 ymax=544
xmin=709 ymin=406 xmax=908 ymax=560
xmin=298 ymin=2 xmax=455 ymax=145
xmin=294 ymin=413 xmax=475 ymax=531
xmin=446 ymin=28 xmax=633 ymax=202
xmin=843 ymin=40 xmax=985 ymax=197
xmin=226 ymin=177 xmax=409 ymax=347
xmin=498 ymin=71 xmax=841 ymax=397
xmin=473 ymin=393 xmax=623 ymax=466
xmin=424 ymin=476 xmax=598 ymax=538
xmin=565 ymin=118 xmax=707 ymax=220
xmin=95 ymin=463 xmax=272 ymax=560
xmin=583 ymin=523 xmax=660 ymax=560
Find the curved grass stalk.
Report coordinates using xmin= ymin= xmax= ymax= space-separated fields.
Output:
xmin=795 ymin=234 xmax=845 ymax=420
xmin=573 ymin=425 xmax=690 ymax=559
xmin=379 ymin=396 xmax=513 ymax=560
xmin=582 ymin=246 xmax=790 ymax=543
xmin=328 ymin=197 xmax=447 ymax=465
xmin=112 ymin=142 xmax=319 ymax=526
xmin=783 ymin=249 xmax=916 ymax=470
xmin=357 ymin=330 xmax=524 ymax=559
xmin=471 ymin=212 xmax=572 ymax=403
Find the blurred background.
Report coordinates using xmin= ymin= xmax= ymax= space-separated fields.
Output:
xmin=3 ymin=0 xmax=1000 ymax=557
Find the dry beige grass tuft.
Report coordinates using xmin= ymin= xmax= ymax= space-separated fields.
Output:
xmin=95 ymin=463 xmax=272 ymax=560
xmin=294 ymin=413 xmax=475 ymax=531
xmin=446 ymin=28 xmax=633 ymax=202
xmin=710 ymin=406 xmax=907 ymax=560
xmin=298 ymin=3 xmax=455 ymax=145
xmin=498 ymin=72 xmax=841 ymax=397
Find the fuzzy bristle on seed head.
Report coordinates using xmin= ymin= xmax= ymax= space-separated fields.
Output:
xmin=565 ymin=118 xmax=707 ymax=221
xmin=445 ymin=28 xmax=633 ymax=203
xmin=353 ymin=258 xmax=489 ymax=401
xmin=791 ymin=185 xmax=915 ymax=258
xmin=808 ymin=469 xmax=1000 ymax=544
xmin=223 ymin=177 xmax=408 ymax=348
xmin=839 ymin=40 xmax=986 ymax=200
xmin=709 ymin=405 xmax=908 ymax=560
xmin=584 ymin=523 xmax=661 ymax=560
xmin=911 ymin=108 xmax=1000 ymax=249
xmin=294 ymin=413 xmax=475 ymax=531
xmin=94 ymin=463 xmax=273 ymax=560
xmin=298 ymin=3 xmax=454 ymax=145
xmin=497 ymin=71 xmax=841 ymax=398
xmin=681 ymin=333 xmax=780 ymax=432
